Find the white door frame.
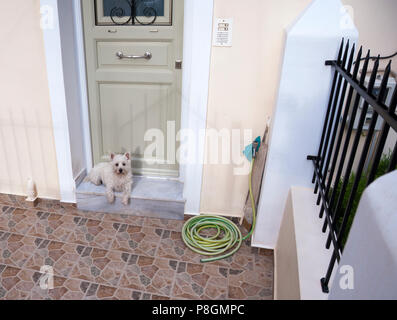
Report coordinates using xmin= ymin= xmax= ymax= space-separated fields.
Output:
xmin=41 ymin=0 xmax=213 ymax=214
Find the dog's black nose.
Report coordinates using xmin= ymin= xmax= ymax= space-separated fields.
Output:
xmin=119 ymin=169 xmax=123 ymax=173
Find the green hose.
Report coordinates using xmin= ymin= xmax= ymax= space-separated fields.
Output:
xmin=181 ymin=159 xmax=257 ymax=263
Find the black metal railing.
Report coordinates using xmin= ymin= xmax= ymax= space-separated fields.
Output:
xmin=308 ymin=39 xmax=397 ymax=293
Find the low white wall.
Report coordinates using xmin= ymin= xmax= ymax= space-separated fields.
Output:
xmin=329 ymin=171 xmax=397 ymax=300
xmin=253 ymin=0 xmax=358 ymax=248
xmin=274 ymin=189 xmax=300 ymax=300
xmin=275 ymin=187 xmax=332 ymax=300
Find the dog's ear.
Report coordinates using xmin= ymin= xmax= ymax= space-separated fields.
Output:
xmin=124 ymin=152 xmax=130 ymax=160
xmin=110 ymin=153 xmax=115 ymax=160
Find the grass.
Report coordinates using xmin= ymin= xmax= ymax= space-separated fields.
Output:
xmin=331 ymin=151 xmax=395 ymax=248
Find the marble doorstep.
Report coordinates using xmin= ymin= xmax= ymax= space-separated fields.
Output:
xmin=76 ymin=176 xmax=185 ymax=220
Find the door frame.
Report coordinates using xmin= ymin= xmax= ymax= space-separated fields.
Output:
xmin=82 ymin=0 xmax=184 ymax=177
xmin=41 ymin=0 xmax=214 ymax=215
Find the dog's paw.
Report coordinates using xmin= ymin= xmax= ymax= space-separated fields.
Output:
xmin=122 ymin=198 xmax=129 ymax=206
xmin=107 ymin=194 xmax=115 ymax=204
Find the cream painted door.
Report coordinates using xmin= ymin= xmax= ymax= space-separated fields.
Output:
xmin=82 ymin=0 xmax=183 ymax=177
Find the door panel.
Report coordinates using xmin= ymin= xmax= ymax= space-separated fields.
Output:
xmin=97 ymin=41 xmax=171 ymax=67
xmin=82 ymin=0 xmax=183 ymax=177
xmin=99 ymin=83 xmax=170 ymax=156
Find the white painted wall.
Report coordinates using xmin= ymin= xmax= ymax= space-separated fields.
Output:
xmin=72 ymin=0 xmax=93 ymax=175
xmin=253 ymin=0 xmax=358 ymax=248
xmin=0 ymin=0 xmax=60 ymax=199
xmin=180 ymin=0 xmax=214 ymax=214
xmin=41 ymin=0 xmax=76 ymax=203
xmin=199 ymin=0 xmax=312 ymax=218
xmin=329 ymin=171 xmax=397 ymax=299
xmin=58 ymin=0 xmax=87 ymax=180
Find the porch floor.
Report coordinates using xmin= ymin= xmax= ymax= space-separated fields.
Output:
xmin=76 ymin=176 xmax=185 ymax=220
xmin=0 ymin=195 xmax=274 ymax=300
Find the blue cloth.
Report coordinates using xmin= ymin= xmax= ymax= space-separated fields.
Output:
xmin=243 ymin=136 xmax=261 ymax=162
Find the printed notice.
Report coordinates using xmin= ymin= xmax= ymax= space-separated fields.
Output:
xmin=213 ymin=18 xmax=233 ymax=47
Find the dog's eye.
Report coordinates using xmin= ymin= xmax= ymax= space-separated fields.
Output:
xmin=115 ymin=164 xmax=119 ymax=167
xmin=122 ymin=163 xmax=126 ymax=166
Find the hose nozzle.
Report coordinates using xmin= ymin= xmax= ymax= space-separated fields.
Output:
xmin=252 ymin=141 xmax=259 ymax=159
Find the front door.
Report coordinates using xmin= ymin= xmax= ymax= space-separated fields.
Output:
xmin=82 ymin=0 xmax=183 ymax=177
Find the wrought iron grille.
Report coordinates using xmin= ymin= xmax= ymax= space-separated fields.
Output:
xmin=95 ymin=0 xmax=167 ymax=26
xmin=308 ymin=39 xmax=397 ymax=293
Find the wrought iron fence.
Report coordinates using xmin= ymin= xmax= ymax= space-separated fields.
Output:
xmin=308 ymin=39 xmax=397 ymax=293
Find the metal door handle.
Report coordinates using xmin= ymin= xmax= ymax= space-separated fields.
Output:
xmin=116 ymin=51 xmax=152 ymax=60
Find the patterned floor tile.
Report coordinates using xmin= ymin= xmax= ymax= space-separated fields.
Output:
xmin=68 ymin=210 xmax=105 ymax=221
xmin=172 ymin=262 xmax=228 ymax=300
xmin=70 ymin=247 xmax=126 ymax=287
xmin=228 ymin=265 xmax=273 ymax=300
xmin=0 ymin=266 xmax=48 ymax=300
xmin=0 ymin=233 xmax=36 ymax=268
xmin=156 ymin=230 xmax=202 ymax=263
xmin=27 ymin=211 xmax=70 ymax=241
xmin=34 ymin=199 xmax=79 ymax=216
xmin=45 ymin=276 xmax=83 ymax=300
xmin=48 ymin=215 xmax=82 ymax=242
xmin=66 ymin=218 xmax=118 ymax=250
xmin=113 ymin=287 xmax=136 ymax=300
xmin=111 ymin=225 xmax=162 ymax=257
xmin=119 ymin=255 xmax=177 ymax=297
xmin=102 ymin=213 xmax=145 ymax=227
xmin=143 ymin=217 xmax=185 ymax=232
xmin=24 ymin=240 xmax=80 ymax=277
xmin=149 ymin=293 xmax=171 ymax=300
xmin=0 ymin=197 xmax=274 ymax=300
xmin=0 ymin=195 xmax=25 ymax=209
xmin=0 ymin=207 xmax=36 ymax=235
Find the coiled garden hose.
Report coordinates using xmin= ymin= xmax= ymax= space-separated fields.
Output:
xmin=181 ymin=159 xmax=257 ymax=263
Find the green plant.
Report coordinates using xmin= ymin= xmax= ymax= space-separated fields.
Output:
xmin=331 ymin=151 xmax=395 ymax=248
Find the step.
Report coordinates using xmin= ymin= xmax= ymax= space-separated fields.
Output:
xmin=76 ymin=176 xmax=185 ymax=220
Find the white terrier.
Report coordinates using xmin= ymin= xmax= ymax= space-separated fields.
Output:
xmin=87 ymin=153 xmax=133 ymax=205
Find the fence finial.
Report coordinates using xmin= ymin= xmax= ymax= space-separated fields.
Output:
xmin=337 ymin=38 xmax=345 ymax=62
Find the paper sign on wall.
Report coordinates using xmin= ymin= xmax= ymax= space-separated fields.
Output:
xmin=213 ymin=18 xmax=233 ymax=47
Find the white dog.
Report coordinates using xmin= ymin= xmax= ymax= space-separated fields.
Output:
xmin=87 ymin=153 xmax=132 ymax=205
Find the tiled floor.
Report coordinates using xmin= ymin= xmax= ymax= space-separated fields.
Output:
xmin=0 ymin=194 xmax=274 ymax=300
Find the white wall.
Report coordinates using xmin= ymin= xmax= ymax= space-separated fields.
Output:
xmin=329 ymin=171 xmax=397 ymax=299
xmin=200 ymin=0 xmax=312 ymax=218
xmin=253 ymin=0 xmax=358 ymax=248
xmin=0 ymin=0 xmax=60 ymax=199
xmin=58 ymin=0 xmax=86 ymax=180
xmin=180 ymin=0 xmax=214 ymax=214
xmin=41 ymin=0 xmax=76 ymax=203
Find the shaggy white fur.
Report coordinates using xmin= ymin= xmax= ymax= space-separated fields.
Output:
xmin=87 ymin=153 xmax=133 ymax=205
